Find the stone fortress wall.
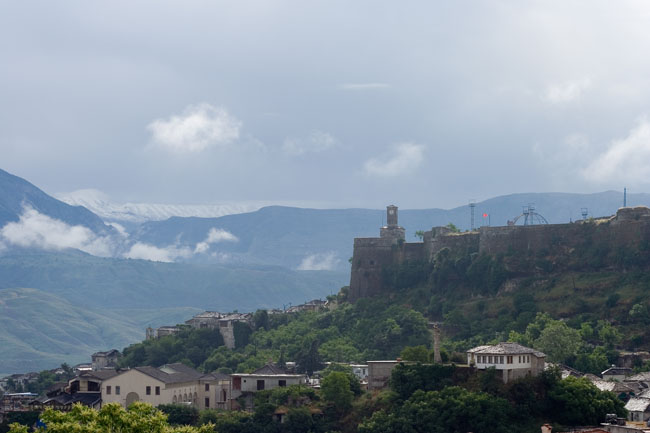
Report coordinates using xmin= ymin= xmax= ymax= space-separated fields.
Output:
xmin=349 ymin=205 xmax=650 ymax=301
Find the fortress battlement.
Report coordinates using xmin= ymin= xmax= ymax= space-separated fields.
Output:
xmin=349 ymin=205 xmax=650 ymax=301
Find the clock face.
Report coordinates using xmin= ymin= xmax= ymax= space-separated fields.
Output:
xmin=389 ymin=210 xmax=394 ymax=215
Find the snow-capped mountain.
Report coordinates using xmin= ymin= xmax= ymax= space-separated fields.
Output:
xmin=55 ymin=189 xmax=270 ymax=223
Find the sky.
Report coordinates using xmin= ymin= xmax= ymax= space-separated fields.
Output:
xmin=3 ymin=1 xmax=650 ymax=210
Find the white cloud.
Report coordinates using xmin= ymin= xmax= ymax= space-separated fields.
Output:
xmin=582 ymin=118 xmax=650 ymax=185
xmin=340 ymin=83 xmax=390 ymax=90
xmin=282 ymin=131 xmax=338 ymax=156
xmin=363 ymin=142 xmax=425 ymax=177
xmin=0 ymin=207 xmax=114 ymax=256
xmin=147 ymin=103 xmax=241 ymax=152
xmin=542 ymin=78 xmax=592 ymax=104
xmin=297 ymin=252 xmax=340 ymax=271
xmin=107 ymin=222 xmax=128 ymax=238
xmin=124 ymin=242 xmax=192 ymax=263
xmin=194 ymin=228 xmax=238 ymax=254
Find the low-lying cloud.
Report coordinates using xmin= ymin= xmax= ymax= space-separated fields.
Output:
xmin=297 ymin=252 xmax=340 ymax=271
xmin=0 ymin=207 xmax=114 ymax=257
xmin=124 ymin=242 xmax=192 ymax=263
xmin=147 ymin=103 xmax=241 ymax=153
xmin=194 ymin=228 xmax=238 ymax=254
xmin=582 ymin=118 xmax=650 ymax=185
xmin=364 ymin=142 xmax=425 ymax=177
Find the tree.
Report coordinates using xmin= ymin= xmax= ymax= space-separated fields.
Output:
xmin=547 ymin=376 xmax=626 ymax=426
xmin=321 ymin=363 xmax=362 ymax=396
xmin=253 ymin=309 xmax=270 ymax=331
xmin=158 ymin=404 xmax=199 ymax=426
xmin=295 ymin=338 xmax=323 ymax=376
xmin=400 ymin=345 xmax=429 ymax=363
xmin=359 ymin=387 xmax=513 ymax=433
xmin=445 ymin=223 xmax=460 ymax=233
xmin=320 ymin=371 xmax=353 ymax=411
xmin=8 ymin=402 xmax=214 ymax=433
xmin=534 ymin=321 xmax=582 ymax=364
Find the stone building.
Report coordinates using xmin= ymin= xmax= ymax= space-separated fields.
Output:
xmin=91 ymin=349 xmax=120 ymax=370
xmin=467 ymin=342 xmax=545 ymax=383
xmin=101 ymin=363 xmax=218 ymax=410
xmin=229 ymin=364 xmax=308 ymax=410
xmin=349 ymin=205 xmax=650 ymax=301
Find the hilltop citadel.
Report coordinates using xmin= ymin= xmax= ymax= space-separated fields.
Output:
xmin=350 ymin=204 xmax=650 ymax=300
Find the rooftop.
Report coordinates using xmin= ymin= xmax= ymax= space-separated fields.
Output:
xmin=467 ymin=342 xmax=545 ymax=357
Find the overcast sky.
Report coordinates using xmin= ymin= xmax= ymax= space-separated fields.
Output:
xmin=3 ymin=1 xmax=650 ymax=209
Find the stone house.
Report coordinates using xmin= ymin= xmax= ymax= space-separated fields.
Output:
xmin=229 ymin=364 xmax=308 ymax=410
xmin=91 ymin=349 xmax=120 ymax=370
xmin=625 ymin=397 xmax=650 ymax=423
xmin=367 ymin=360 xmax=402 ymax=390
xmin=185 ymin=311 xmax=252 ymax=349
xmin=101 ymin=363 xmax=218 ymax=410
xmin=467 ymin=342 xmax=546 ymax=383
xmin=602 ymin=366 xmax=634 ymax=382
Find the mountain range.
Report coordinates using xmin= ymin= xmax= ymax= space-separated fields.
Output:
xmin=0 ymin=166 xmax=648 ymax=374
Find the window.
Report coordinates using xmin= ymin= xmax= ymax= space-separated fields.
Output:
xmin=155 ymin=386 xmax=160 ymax=395
xmin=257 ymin=380 xmax=265 ymax=391
xmin=205 ymin=397 xmax=210 ymax=408
xmin=488 ymin=356 xmax=492 ymax=363
xmin=500 ymin=356 xmax=504 ymax=364
xmin=106 ymin=386 xmax=112 ymax=395
xmin=279 ymin=380 xmax=286 ymax=387
xmin=205 ymin=383 xmax=210 ymax=391
xmin=146 ymin=386 xmax=151 ymax=395
xmin=507 ymin=356 xmax=513 ymax=364
xmin=116 ymin=386 xmax=121 ymax=395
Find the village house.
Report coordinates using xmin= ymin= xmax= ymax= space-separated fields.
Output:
xmin=1 ymin=393 xmax=38 ymax=413
xmin=101 ymin=363 xmax=217 ymax=410
xmin=602 ymin=366 xmax=634 ymax=382
xmin=91 ymin=349 xmax=120 ymax=370
xmin=229 ymin=363 xmax=308 ymax=410
xmin=367 ymin=360 xmax=403 ymax=390
xmin=146 ymin=311 xmax=252 ymax=349
xmin=467 ymin=342 xmax=546 ymax=383
xmin=625 ymin=397 xmax=650 ymax=423
xmin=285 ymin=299 xmax=328 ymax=313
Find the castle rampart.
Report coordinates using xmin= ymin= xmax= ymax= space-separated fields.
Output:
xmin=349 ymin=205 xmax=650 ymax=301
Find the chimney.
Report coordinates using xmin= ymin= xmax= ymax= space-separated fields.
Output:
xmin=541 ymin=424 xmax=552 ymax=433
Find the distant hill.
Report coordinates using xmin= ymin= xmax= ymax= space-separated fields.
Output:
xmin=0 ymin=251 xmax=346 ymax=374
xmin=0 ymin=287 xmax=202 ymax=375
xmin=131 ymin=191 xmax=650 ymax=270
xmin=0 ymin=168 xmax=112 ymax=234
xmin=0 ymin=251 xmax=347 ymax=311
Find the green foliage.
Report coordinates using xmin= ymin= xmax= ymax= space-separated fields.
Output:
xmin=121 ymin=327 xmax=224 ymax=369
xmin=158 ymin=404 xmax=199 ymax=426
xmin=0 ymin=412 xmax=39 ymax=433
xmin=359 ymin=387 xmax=513 ymax=433
xmin=321 ymin=363 xmax=362 ymax=396
xmin=8 ymin=402 xmax=214 ymax=433
xmin=548 ymin=376 xmax=626 ymax=426
xmin=321 ymin=371 xmax=354 ymax=410
xmin=445 ymin=223 xmax=460 ymax=233
xmin=382 ymin=260 xmax=431 ymax=290
xmin=399 ymin=345 xmax=430 ymax=363
xmin=534 ymin=321 xmax=582 ymax=364
xmin=390 ymin=363 xmax=456 ymax=400
xmin=233 ymin=321 xmax=253 ymax=349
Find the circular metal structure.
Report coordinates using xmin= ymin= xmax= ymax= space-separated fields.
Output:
xmin=508 ymin=204 xmax=549 ymax=226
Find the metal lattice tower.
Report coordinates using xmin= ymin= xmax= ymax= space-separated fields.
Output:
xmin=509 ymin=203 xmax=549 ymax=226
